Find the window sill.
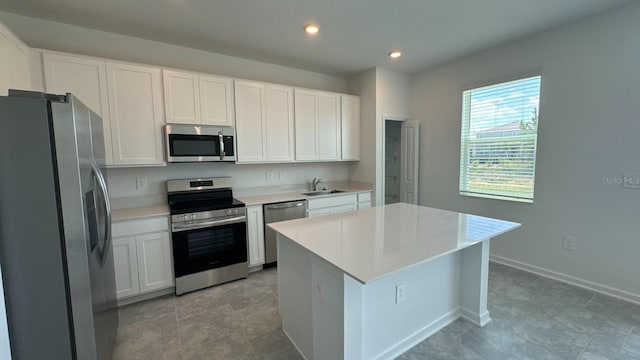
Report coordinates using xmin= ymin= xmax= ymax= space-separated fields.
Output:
xmin=459 ymin=191 xmax=533 ymax=204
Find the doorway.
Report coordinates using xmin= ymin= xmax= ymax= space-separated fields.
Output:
xmin=384 ymin=120 xmax=402 ymax=204
xmin=383 ymin=118 xmax=419 ymax=205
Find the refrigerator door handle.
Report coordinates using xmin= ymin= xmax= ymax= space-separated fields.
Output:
xmin=91 ymin=161 xmax=112 ymax=266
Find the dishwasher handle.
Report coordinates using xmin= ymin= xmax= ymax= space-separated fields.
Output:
xmin=265 ymin=201 xmax=306 ymax=210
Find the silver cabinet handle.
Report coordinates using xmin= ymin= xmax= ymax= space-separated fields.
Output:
xmin=172 ymin=215 xmax=246 ymax=232
xmin=219 ymin=131 xmax=225 ymax=161
xmin=91 ymin=160 xmax=111 ymax=267
xmin=265 ymin=201 xmax=306 ymax=210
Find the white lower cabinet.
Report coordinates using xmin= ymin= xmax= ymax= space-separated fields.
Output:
xmin=112 ymin=236 xmax=139 ymax=299
xmin=307 ymin=194 xmax=358 ymax=218
xmin=358 ymin=191 xmax=372 ymax=209
xmin=246 ymin=205 xmax=265 ymax=267
xmin=307 ymin=191 xmax=373 ymax=217
xmin=112 ymin=216 xmax=173 ymax=300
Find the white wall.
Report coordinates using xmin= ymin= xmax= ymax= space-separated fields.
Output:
xmin=107 ymin=162 xmax=349 ymax=199
xmin=348 ymin=67 xmax=411 ymax=205
xmin=0 ymin=12 xmax=347 ymax=93
xmin=410 ymin=2 xmax=640 ymax=301
xmin=347 ymin=69 xmax=377 ymax=188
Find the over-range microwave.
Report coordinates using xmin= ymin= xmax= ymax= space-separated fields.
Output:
xmin=165 ymin=124 xmax=236 ymax=163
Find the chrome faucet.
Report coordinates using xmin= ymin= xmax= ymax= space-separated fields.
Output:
xmin=312 ymin=177 xmax=323 ymax=191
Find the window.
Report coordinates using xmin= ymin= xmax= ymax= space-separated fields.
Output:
xmin=459 ymin=76 xmax=541 ymax=202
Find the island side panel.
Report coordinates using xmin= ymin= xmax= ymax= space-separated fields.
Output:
xmin=360 ymin=252 xmax=462 ymax=360
xmin=310 ymin=256 xmax=345 ymax=360
xmin=277 ymin=234 xmax=314 ymax=359
xmin=460 ymin=240 xmax=491 ymax=326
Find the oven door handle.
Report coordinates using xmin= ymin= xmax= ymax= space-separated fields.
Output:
xmin=172 ymin=215 xmax=246 ymax=232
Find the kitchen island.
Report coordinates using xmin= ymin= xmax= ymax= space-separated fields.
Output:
xmin=268 ymin=203 xmax=520 ymax=360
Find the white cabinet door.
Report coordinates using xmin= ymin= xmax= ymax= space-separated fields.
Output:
xmin=358 ymin=202 xmax=371 ymax=209
xmin=307 ymin=208 xmax=334 ymax=218
xmin=246 ymin=205 xmax=265 ymax=267
xmin=235 ymin=80 xmax=267 ymax=162
xmin=43 ymin=53 xmax=114 ymax=164
xmin=294 ymin=89 xmax=318 ymax=160
xmin=341 ymin=95 xmax=360 ymax=160
xmin=113 ymin=236 xmax=140 ymax=299
xmin=265 ymin=84 xmax=294 ymax=162
xmin=9 ymin=41 xmax=30 ymax=91
xmin=332 ymin=203 xmax=357 ymax=214
xmin=163 ymin=70 xmax=200 ymax=124
xmin=136 ymin=232 xmax=173 ymax=293
xmin=200 ymin=74 xmax=234 ymax=126
xmin=106 ymin=62 xmax=165 ymax=166
xmin=317 ymin=92 xmax=340 ymax=160
xmin=0 ymin=27 xmax=10 ymax=96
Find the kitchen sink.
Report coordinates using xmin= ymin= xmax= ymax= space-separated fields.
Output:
xmin=301 ymin=190 xmax=346 ymax=196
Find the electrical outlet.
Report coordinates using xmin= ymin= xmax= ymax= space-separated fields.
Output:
xmin=135 ymin=177 xmax=147 ymax=190
xmin=395 ymin=284 xmax=406 ymax=304
xmin=279 ymin=171 xmax=286 ymax=181
xmin=563 ymin=235 xmax=576 ymax=251
xmin=266 ymin=171 xmax=274 ymax=182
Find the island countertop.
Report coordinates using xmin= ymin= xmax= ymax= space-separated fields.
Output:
xmin=268 ymin=203 xmax=521 ymax=284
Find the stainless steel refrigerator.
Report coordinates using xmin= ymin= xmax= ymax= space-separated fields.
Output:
xmin=0 ymin=90 xmax=118 ymax=359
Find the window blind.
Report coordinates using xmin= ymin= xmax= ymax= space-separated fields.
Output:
xmin=459 ymin=76 xmax=541 ymax=202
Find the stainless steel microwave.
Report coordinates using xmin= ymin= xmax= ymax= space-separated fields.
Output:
xmin=165 ymin=124 xmax=236 ymax=163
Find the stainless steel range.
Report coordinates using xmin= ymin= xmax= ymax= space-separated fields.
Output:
xmin=167 ymin=177 xmax=247 ymax=295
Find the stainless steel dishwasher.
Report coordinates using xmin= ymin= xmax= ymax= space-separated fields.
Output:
xmin=263 ymin=200 xmax=307 ymax=266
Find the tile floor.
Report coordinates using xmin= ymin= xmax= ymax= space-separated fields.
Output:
xmin=114 ymin=263 xmax=640 ymax=360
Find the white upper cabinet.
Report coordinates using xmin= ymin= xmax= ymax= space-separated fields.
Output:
xmin=0 ymin=27 xmax=12 ymax=96
xmin=294 ymin=89 xmax=341 ymax=161
xmin=43 ymin=53 xmax=114 ymax=164
xmin=163 ymin=69 xmax=234 ymax=126
xmin=235 ymin=80 xmax=267 ymax=162
xmin=200 ymin=74 xmax=234 ymax=126
xmin=294 ymin=89 xmax=318 ymax=161
xmin=0 ymin=22 xmax=31 ymax=95
xmin=317 ymin=92 xmax=340 ymax=160
xmin=106 ymin=62 xmax=165 ymax=166
xmin=341 ymin=94 xmax=360 ymax=160
xmin=163 ymin=70 xmax=200 ymax=124
xmin=235 ymin=80 xmax=294 ymax=163
xmin=264 ymin=84 xmax=294 ymax=162
xmin=9 ymin=41 xmax=30 ymax=91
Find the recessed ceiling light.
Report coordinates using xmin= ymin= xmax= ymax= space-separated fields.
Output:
xmin=389 ymin=51 xmax=402 ymax=59
xmin=304 ymin=24 xmax=319 ymax=35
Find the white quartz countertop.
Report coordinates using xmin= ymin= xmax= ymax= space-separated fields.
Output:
xmin=268 ymin=203 xmax=521 ymax=284
xmin=112 ymin=204 xmax=170 ymax=221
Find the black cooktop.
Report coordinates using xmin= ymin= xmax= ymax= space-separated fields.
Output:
xmin=168 ymin=188 xmax=245 ymax=215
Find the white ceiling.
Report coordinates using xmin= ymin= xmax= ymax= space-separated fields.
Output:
xmin=0 ymin=0 xmax=633 ymax=77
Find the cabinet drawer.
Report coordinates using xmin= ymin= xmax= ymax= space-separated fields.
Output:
xmin=112 ymin=216 xmax=169 ymax=237
xmin=307 ymin=194 xmax=357 ymax=210
xmin=357 ymin=192 xmax=371 ymax=203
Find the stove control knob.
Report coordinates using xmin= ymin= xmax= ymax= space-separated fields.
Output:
xmin=182 ymin=215 xmax=189 ymax=221
xmin=226 ymin=209 xmax=233 ymax=216
xmin=234 ymin=209 xmax=239 ymax=214
xmin=191 ymin=214 xmax=197 ymax=220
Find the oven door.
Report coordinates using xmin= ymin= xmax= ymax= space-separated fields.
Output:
xmin=171 ymin=216 xmax=247 ymax=278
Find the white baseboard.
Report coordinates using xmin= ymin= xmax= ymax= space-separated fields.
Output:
xmin=116 ymin=286 xmax=175 ymax=307
xmin=282 ymin=327 xmax=310 ymax=360
xmin=460 ymin=308 xmax=491 ymax=327
xmin=490 ymin=255 xmax=640 ymax=305
xmin=371 ymin=308 xmax=460 ymax=360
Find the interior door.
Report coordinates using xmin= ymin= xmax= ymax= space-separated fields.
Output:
xmin=400 ymin=120 xmax=419 ymax=204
